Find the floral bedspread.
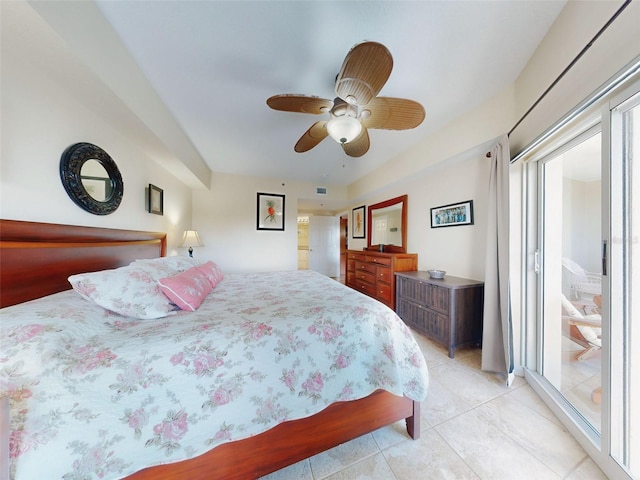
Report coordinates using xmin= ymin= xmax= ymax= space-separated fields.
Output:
xmin=1 ymin=270 xmax=429 ymax=479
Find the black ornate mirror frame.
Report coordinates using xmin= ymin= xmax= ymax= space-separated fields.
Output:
xmin=59 ymin=142 xmax=123 ymax=215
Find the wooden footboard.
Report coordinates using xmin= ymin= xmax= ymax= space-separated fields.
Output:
xmin=130 ymin=390 xmax=419 ymax=480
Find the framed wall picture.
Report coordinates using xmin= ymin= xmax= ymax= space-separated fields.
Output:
xmin=352 ymin=205 xmax=366 ymax=238
xmin=148 ymin=184 xmax=164 ymax=215
xmin=257 ymin=192 xmax=285 ymax=231
xmin=430 ymin=200 xmax=474 ymax=228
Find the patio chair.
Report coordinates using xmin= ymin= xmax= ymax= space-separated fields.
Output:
xmin=562 ymin=257 xmax=601 ymax=300
xmin=561 ymin=294 xmax=601 ymax=361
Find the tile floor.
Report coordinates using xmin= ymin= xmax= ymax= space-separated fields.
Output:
xmin=260 ymin=331 xmax=607 ymax=480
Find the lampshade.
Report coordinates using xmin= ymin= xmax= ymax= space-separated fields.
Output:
xmin=326 ymin=116 xmax=362 ymax=144
xmin=180 ymin=230 xmax=203 ymax=257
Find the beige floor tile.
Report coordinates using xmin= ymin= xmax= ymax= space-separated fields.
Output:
xmin=384 ymin=428 xmax=479 ymax=480
xmin=430 ymin=361 xmax=506 ymax=407
xmin=260 ymin=459 xmax=313 ymax=480
xmin=323 ymin=453 xmax=396 ymax=480
xmin=565 ymin=457 xmax=608 ymax=480
xmin=308 ymin=434 xmax=379 ymax=479
xmin=475 ymin=390 xmax=587 ymax=477
xmin=371 ymin=420 xmax=413 ymax=451
xmin=509 ymin=383 xmax=564 ymax=427
xmin=422 ymin=377 xmax=473 ymax=426
xmin=436 ymin=409 xmax=561 ymax=479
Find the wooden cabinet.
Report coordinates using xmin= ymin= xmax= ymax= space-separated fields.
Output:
xmin=346 ymin=250 xmax=417 ymax=310
xmin=395 ymin=271 xmax=484 ymax=358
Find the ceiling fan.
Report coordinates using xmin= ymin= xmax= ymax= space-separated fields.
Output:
xmin=267 ymin=41 xmax=425 ymax=157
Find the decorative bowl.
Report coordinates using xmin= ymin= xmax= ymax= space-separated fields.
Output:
xmin=427 ymin=269 xmax=446 ymax=279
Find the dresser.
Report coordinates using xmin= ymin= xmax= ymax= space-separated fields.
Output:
xmin=346 ymin=250 xmax=418 ymax=310
xmin=395 ymin=271 xmax=484 ymax=358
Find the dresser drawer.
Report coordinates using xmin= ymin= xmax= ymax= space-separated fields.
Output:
xmin=365 ymin=255 xmax=391 ymax=266
xmin=397 ymin=300 xmax=449 ymax=345
xmin=376 ymin=266 xmax=392 ymax=284
xmin=348 ymin=252 xmax=365 ymax=261
xmin=355 ymin=260 xmax=377 ymax=275
xmin=430 ymin=285 xmax=450 ymax=314
xmin=397 ymin=276 xmax=431 ymax=304
xmin=354 ymin=269 xmax=375 ymax=284
xmin=354 ymin=280 xmax=376 ymax=297
xmin=376 ymin=283 xmax=392 ymax=304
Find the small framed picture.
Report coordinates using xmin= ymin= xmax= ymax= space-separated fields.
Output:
xmin=257 ymin=192 xmax=285 ymax=231
xmin=352 ymin=205 xmax=366 ymax=238
xmin=148 ymin=184 xmax=164 ymax=215
xmin=430 ymin=200 xmax=474 ymax=228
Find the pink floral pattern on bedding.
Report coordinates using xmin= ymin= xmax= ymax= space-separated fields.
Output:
xmin=0 ymin=270 xmax=429 ymax=480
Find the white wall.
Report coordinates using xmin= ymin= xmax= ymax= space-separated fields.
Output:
xmin=347 ymin=151 xmax=491 ymax=281
xmin=0 ymin=17 xmax=193 ymax=255
xmin=191 ymin=172 xmax=346 ymax=273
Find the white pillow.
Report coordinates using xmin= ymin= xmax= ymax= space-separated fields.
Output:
xmin=69 ymin=264 xmax=178 ymax=320
xmin=133 ymin=256 xmax=199 ymax=278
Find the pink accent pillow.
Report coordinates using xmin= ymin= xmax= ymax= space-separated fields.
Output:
xmin=196 ymin=261 xmax=224 ymax=288
xmin=158 ymin=266 xmax=213 ymax=311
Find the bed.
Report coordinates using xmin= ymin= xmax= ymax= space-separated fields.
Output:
xmin=0 ymin=219 xmax=429 ymax=480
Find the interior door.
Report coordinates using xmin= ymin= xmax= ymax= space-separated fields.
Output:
xmin=308 ymin=216 xmax=340 ymax=277
xmin=340 ymin=216 xmax=348 ymax=277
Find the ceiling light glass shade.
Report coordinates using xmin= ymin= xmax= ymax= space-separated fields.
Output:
xmin=326 ymin=116 xmax=362 ymax=144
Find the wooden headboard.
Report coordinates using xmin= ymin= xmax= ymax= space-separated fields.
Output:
xmin=0 ymin=220 xmax=166 ymax=308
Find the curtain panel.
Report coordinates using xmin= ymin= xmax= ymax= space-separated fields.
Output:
xmin=481 ymin=135 xmax=514 ymax=386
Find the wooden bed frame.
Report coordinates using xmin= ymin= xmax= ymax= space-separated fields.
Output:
xmin=0 ymin=219 xmax=420 ymax=480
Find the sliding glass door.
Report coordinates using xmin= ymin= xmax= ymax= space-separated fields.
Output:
xmin=538 ymin=129 xmax=603 ymax=434
xmin=532 ymin=80 xmax=639 ymax=478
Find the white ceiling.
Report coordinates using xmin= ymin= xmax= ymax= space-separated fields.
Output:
xmin=85 ymin=0 xmax=566 ymax=188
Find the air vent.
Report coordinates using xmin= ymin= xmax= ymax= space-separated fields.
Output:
xmin=316 ymin=187 xmax=327 ymax=195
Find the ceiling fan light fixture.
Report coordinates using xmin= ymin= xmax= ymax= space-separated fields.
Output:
xmin=326 ymin=116 xmax=362 ymax=144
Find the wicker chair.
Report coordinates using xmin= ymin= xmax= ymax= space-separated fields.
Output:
xmin=562 ymin=257 xmax=601 ymax=300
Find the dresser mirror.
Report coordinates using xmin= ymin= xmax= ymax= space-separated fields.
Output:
xmin=367 ymin=194 xmax=407 ymax=253
xmin=59 ymin=142 xmax=123 ymax=215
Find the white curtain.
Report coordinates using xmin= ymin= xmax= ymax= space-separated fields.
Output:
xmin=481 ymin=134 xmax=514 ymax=386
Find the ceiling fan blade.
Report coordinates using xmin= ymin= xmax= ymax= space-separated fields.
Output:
xmin=267 ymin=94 xmax=333 ymax=114
xmin=294 ymin=121 xmax=328 ymax=152
xmin=360 ymin=97 xmax=425 ymax=130
xmin=342 ymin=128 xmax=370 ymax=157
xmin=335 ymin=41 xmax=393 ymax=106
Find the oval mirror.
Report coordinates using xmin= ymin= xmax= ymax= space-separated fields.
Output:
xmin=60 ymin=143 xmax=123 ymax=215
